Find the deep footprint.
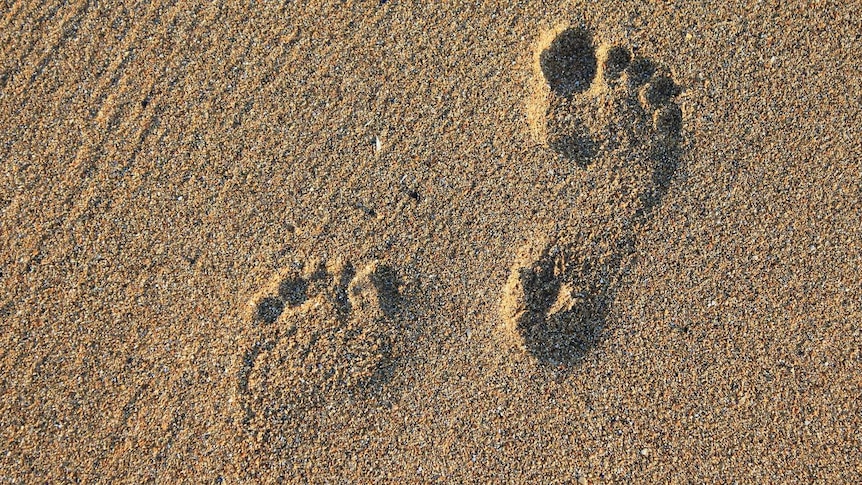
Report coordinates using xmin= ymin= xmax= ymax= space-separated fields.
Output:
xmin=238 ymin=259 xmax=402 ymax=431
xmin=528 ymin=25 xmax=682 ymax=167
xmin=506 ymin=25 xmax=684 ymax=365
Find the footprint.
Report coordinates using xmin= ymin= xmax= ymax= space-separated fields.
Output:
xmin=527 ymin=25 xmax=682 ymax=166
xmin=238 ymin=259 xmax=402 ymax=428
xmin=505 ymin=25 xmax=684 ymax=364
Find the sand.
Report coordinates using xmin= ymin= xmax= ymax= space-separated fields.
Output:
xmin=1 ymin=0 xmax=860 ymax=482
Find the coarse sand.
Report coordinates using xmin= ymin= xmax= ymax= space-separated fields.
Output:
xmin=1 ymin=0 xmax=861 ymax=482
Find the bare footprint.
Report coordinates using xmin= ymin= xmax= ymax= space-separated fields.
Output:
xmin=238 ymin=259 xmax=402 ymax=432
xmin=504 ymin=25 xmax=683 ymax=364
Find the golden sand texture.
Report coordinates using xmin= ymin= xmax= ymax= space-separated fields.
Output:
xmin=1 ymin=0 xmax=861 ymax=482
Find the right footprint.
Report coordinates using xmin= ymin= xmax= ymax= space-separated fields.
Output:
xmin=505 ymin=25 xmax=684 ymax=364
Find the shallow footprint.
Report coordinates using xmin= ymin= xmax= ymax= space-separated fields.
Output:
xmin=506 ymin=25 xmax=684 ymax=365
xmin=238 ymin=259 xmax=403 ymax=435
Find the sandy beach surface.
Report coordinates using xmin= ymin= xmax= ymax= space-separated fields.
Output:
xmin=1 ymin=0 xmax=861 ymax=482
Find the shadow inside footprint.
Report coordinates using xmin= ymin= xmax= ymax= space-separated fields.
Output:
xmin=547 ymin=130 xmax=598 ymax=167
xmin=540 ymin=27 xmax=597 ymax=97
xmin=368 ymin=264 xmax=402 ymax=318
xmin=256 ymin=297 xmax=284 ymax=324
xmin=639 ymin=142 xmax=681 ymax=218
xmin=503 ymin=240 xmax=630 ymax=365
xmin=278 ymin=277 xmax=308 ymax=307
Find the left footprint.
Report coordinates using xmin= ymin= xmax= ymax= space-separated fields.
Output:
xmin=238 ymin=259 xmax=402 ymax=429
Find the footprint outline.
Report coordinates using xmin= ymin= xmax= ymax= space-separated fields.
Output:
xmin=505 ymin=24 xmax=685 ymax=365
xmin=238 ymin=259 xmax=403 ymax=427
